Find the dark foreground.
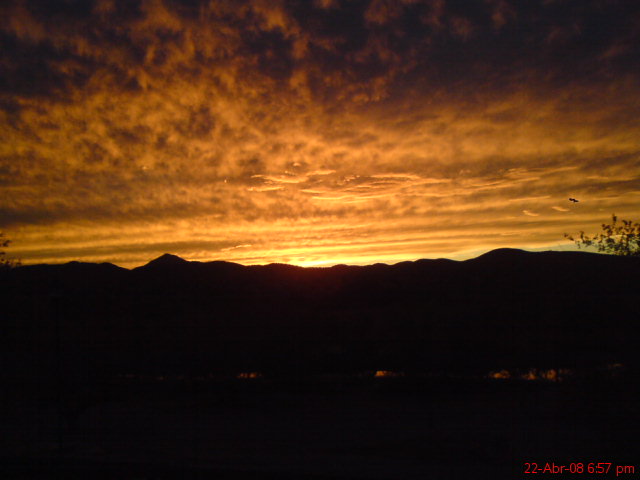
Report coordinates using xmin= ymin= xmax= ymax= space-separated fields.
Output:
xmin=2 ymin=250 xmax=638 ymax=478
xmin=2 ymin=373 xmax=638 ymax=480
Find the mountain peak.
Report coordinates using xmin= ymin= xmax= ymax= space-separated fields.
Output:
xmin=144 ymin=253 xmax=188 ymax=268
xmin=472 ymin=248 xmax=529 ymax=261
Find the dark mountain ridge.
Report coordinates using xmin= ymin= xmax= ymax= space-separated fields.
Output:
xmin=137 ymin=252 xmax=189 ymax=270
xmin=2 ymin=249 xmax=639 ymax=379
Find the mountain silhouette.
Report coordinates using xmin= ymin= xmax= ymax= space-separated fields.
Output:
xmin=2 ymin=249 xmax=639 ymax=380
xmin=137 ymin=253 xmax=190 ymax=269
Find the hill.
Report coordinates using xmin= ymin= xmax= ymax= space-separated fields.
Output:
xmin=2 ymin=249 xmax=639 ymax=379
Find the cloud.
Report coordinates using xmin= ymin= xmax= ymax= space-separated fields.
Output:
xmin=1 ymin=0 xmax=639 ymax=266
xmin=485 ymin=0 xmax=516 ymax=30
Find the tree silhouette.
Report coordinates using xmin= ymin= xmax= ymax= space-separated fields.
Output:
xmin=0 ymin=232 xmax=20 ymax=268
xmin=565 ymin=215 xmax=640 ymax=256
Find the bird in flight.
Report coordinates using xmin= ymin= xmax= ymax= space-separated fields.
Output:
xmin=569 ymin=198 xmax=579 ymax=203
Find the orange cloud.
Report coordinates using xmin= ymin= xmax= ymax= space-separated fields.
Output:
xmin=1 ymin=0 xmax=639 ymax=267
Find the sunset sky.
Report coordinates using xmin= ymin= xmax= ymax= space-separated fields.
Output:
xmin=1 ymin=0 xmax=639 ymax=268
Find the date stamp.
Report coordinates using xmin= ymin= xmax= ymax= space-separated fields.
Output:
xmin=523 ymin=463 xmax=636 ymax=476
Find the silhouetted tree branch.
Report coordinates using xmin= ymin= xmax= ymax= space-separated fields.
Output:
xmin=0 ymin=232 xmax=21 ymax=268
xmin=565 ymin=215 xmax=640 ymax=256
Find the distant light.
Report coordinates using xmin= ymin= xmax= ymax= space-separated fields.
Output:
xmin=237 ymin=372 xmax=262 ymax=379
xmin=374 ymin=370 xmax=404 ymax=378
xmin=489 ymin=369 xmax=511 ymax=379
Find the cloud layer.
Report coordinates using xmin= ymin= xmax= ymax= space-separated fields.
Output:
xmin=1 ymin=0 xmax=639 ymax=266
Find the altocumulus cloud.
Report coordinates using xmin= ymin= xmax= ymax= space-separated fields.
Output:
xmin=1 ymin=0 xmax=639 ymax=266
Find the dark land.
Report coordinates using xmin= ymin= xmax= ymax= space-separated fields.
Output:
xmin=1 ymin=249 xmax=639 ymax=478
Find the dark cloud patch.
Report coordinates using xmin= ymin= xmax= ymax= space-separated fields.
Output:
xmin=236 ymin=156 xmax=266 ymax=179
xmin=0 ymin=149 xmax=45 ymax=181
xmin=578 ymin=151 xmax=640 ymax=175
xmin=78 ymin=140 xmax=110 ymax=165
xmin=108 ymin=125 xmax=150 ymax=145
xmin=0 ymin=188 xmax=222 ymax=228
xmin=0 ymin=96 xmax=22 ymax=115
xmin=292 ymin=0 xmax=369 ymax=48
xmin=0 ymin=34 xmax=67 ymax=98
xmin=2 ymin=0 xmax=638 ymax=106
xmin=24 ymin=0 xmax=98 ymax=21
xmin=245 ymin=29 xmax=296 ymax=83
xmin=174 ymin=105 xmax=217 ymax=139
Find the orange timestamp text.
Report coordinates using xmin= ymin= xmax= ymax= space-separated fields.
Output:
xmin=523 ymin=462 xmax=636 ymax=476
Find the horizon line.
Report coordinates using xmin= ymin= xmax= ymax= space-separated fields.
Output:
xmin=11 ymin=244 xmax=604 ymax=271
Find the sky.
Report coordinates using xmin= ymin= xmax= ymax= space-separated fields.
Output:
xmin=1 ymin=0 xmax=639 ymax=268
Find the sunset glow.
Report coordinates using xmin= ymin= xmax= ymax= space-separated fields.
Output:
xmin=2 ymin=1 xmax=639 ymax=267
